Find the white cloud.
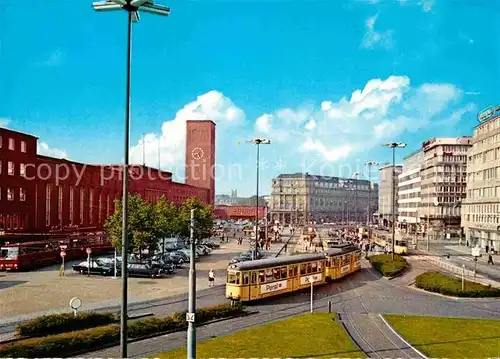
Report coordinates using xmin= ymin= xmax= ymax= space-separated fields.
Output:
xmin=419 ymin=0 xmax=434 ymax=12
xmin=43 ymin=49 xmax=64 ymax=67
xmin=37 ymin=142 xmax=68 ymax=159
xmin=0 ymin=117 xmax=10 ymax=127
xmin=130 ymin=90 xmax=245 ymax=177
xmin=360 ymin=14 xmax=394 ymax=50
xmin=254 ymin=75 xmax=470 ymax=162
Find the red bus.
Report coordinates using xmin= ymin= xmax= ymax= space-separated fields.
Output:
xmin=0 ymin=237 xmax=114 ymax=271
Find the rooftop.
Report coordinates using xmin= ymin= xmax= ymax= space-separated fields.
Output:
xmin=275 ymin=173 xmax=370 ymax=183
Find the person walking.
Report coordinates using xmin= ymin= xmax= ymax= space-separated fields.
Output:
xmin=487 ymin=253 xmax=494 ymax=265
xmin=208 ymin=269 xmax=215 ymax=287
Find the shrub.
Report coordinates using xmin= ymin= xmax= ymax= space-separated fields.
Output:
xmin=16 ymin=312 xmax=117 ymax=338
xmin=415 ymin=271 xmax=500 ymax=298
xmin=368 ymin=254 xmax=408 ymax=277
xmin=1 ymin=303 xmax=246 ymax=358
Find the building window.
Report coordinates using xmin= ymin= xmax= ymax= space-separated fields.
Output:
xmin=69 ymin=187 xmax=74 ymax=225
xmin=0 ymin=187 xmax=2 ymax=200
xmin=46 ymin=184 xmax=51 ymax=226
xmin=8 ymin=138 xmax=14 ymax=150
xmin=58 ymin=186 xmax=63 ymax=225
xmin=20 ymin=141 xmax=26 ymax=153
xmin=89 ymin=188 xmax=94 ymax=224
xmin=8 ymin=161 xmax=14 ymax=175
xmin=19 ymin=163 xmax=26 ymax=177
xmin=80 ymin=188 xmax=84 ymax=224
xmin=0 ymin=136 xmax=2 ymax=148
xmin=19 ymin=188 xmax=26 ymax=202
xmin=0 ymin=160 xmax=2 ymax=174
xmin=7 ymin=188 xmax=13 ymax=201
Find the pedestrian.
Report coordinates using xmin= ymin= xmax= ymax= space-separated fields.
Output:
xmin=208 ymin=269 xmax=215 ymax=287
xmin=488 ymin=253 xmax=494 ymax=265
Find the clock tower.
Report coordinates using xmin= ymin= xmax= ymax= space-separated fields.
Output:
xmin=185 ymin=120 xmax=216 ymax=205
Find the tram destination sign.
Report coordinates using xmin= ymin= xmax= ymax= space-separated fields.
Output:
xmin=260 ymin=280 xmax=287 ymax=294
xmin=300 ymin=274 xmax=321 ymax=285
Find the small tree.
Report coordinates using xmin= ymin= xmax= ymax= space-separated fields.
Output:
xmin=177 ymin=197 xmax=214 ymax=241
xmin=104 ymin=195 xmax=157 ymax=254
xmin=154 ymin=196 xmax=180 ymax=239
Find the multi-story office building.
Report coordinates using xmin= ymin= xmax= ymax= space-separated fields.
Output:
xmin=269 ymin=173 xmax=377 ymax=225
xmin=378 ymin=165 xmax=402 ymax=228
xmin=462 ymin=106 xmax=500 ymax=252
xmin=397 ymin=149 xmax=424 ymax=233
xmin=420 ymin=137 xmax=471 ymax=240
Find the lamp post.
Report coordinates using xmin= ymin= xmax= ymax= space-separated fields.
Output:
xmin=246 ymin=138 xmax=271 ymax=260
xmin=382 ymin=142 xmax=406 ymax=260
xmin=92 ymin=1 xmax=170 ymax=358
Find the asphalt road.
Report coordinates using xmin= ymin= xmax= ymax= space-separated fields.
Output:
xmin=416 ymin=241 xmax=500 ymax=281
xmin=83 ymin=258 xmax=500 ymax=359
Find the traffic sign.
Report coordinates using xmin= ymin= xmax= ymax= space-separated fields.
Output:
xmin=86 ymin=247 xmax=92 ymax=255
xmin=186 ymin=312 xmax=195 ymax=323
xmin=60 ymin=251 xmax=66 ymax=258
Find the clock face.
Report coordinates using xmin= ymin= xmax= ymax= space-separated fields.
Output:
xmin=191 ymin=147 xmax=204 ymax=160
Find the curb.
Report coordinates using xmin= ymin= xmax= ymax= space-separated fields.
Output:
xmin=335 ymin=314 xmax=368 ymax=357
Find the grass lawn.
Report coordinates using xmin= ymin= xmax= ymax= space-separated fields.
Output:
xmin=385 ymin=315 xmax=500 ymax=359
xmin=155 ymin=313 xmax=364 ymax=359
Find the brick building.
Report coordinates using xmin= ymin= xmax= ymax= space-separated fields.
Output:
xmin=0 ymin=120 xmax=215 ymax=243
xmin=213 ymin=205 xmax=265 ymax=220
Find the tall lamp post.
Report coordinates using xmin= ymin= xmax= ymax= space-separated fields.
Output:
xmin=91 ymin=1 xmax=170 ymax=358
xmin=353 ymin=173 xmax=362 ymax=225
xmin=247 ymin=138 xmax=271 ymax=260
xmin=382 ymin=142 xmax=406 ymax=260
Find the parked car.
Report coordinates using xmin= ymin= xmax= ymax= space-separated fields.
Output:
xmin=72 ymin=259 xmax=114 ymax=276
xmin=171 ymin=250 xmax=188 ymax=262
xmin=127 ymin=263 xmax=162 ymax=278
xmin=196 ymin=245 xmax=211 ymax=255
xmin=202 ymin=240 xmax=220 ymax=249
xmin=167 ymin=252 xmax=184 ymax=266
xmin=151 ymin=259 xmax=175 ymax=274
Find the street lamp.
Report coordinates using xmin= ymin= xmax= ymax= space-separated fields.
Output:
xmin=92 ymin=1 xmax=170 ymax=358
xmin=382 ymin=142 xmax=406 ymax=260
xmin=246 ymin=138 xmax=271 ymax=260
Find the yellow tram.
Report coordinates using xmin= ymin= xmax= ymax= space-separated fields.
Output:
xmin=371 ymin=233 xmax=408 ymax=255
xmin=226 ymin=246 xmax=362 ymax=302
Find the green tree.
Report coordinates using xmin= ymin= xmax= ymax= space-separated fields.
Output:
xmin=104 ymin=195 xmax=157 ymax=254
xmin=177 ymin=197 xmax=214 ymax=240
xmin=154 ymin=196 xmax=180 ymax=238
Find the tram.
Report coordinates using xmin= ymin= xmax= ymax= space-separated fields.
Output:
xmin=225 ymin=245 xmax=361 ymax=302
xmin=371 ymin=233 xmax=408 ymax=255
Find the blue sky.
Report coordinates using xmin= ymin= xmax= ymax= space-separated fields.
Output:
xmin=1 ymin=0 xmax=500 ymax=196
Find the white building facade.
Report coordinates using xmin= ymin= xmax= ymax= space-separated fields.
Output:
xmin=397 ymin=149 xmax=424 ymax=233
xmin=462 ymin=107 xmax=500 ymax=252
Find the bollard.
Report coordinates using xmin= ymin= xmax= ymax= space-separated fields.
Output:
xmin=328 ymin=300 xmax=332 ymax=313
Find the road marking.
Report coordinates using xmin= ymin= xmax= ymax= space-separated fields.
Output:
xmin=378 ymin=313 xmax=429 ymax=359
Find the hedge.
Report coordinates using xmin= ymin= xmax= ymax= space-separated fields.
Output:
xmin=368 ymin=254 xmax=408 ymax=277
xmin=0 ymin=302 xmax=246 ymax=358
xmin=16 ymin=312 xmax=117 ymax=338
xmin=415 ymin=271 xmax=500 ymax=298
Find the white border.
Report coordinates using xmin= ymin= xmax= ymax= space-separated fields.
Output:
xmin=378 ymin=314 xmax=429 ymax=359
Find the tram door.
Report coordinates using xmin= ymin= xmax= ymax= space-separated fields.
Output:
xmin=249 ymin=271 xmax=258 ymax=300
xmin=288 ymin=265 xmax=298 ymax=290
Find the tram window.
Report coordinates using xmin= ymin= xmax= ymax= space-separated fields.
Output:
xmin=227 ymin=272 xmax=240 ymax=284
xmin=318 ymin=261 xmax=323 ymax=271
xmin=273 ymin=268 xmax=280 ymax=280
xmin=280 ymin=267 xmax=287 ymax=279
xmin=266 ymin=269 xmax=274 ymax=281
xmin=251 ymin=272 xmax=257 ymax=284
xmin=259 ymin=270 xmax=266 ymax=283
xmin=300 ymin=264 xmax=307 ymax=275
xmin=306 ymin=263 xmax=312 ymax=273
xmin=242 ymin=272 xmax=249 ymax=285
xmin=289 ymin=266 xmax=294 ymax=277
xmin=311 ymin=262 xmax=317 ymax=272
xmin=334 ymin=258 xmax=340 ymax=267
xmin=293 ymin=266 xmax=298 ymax=276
